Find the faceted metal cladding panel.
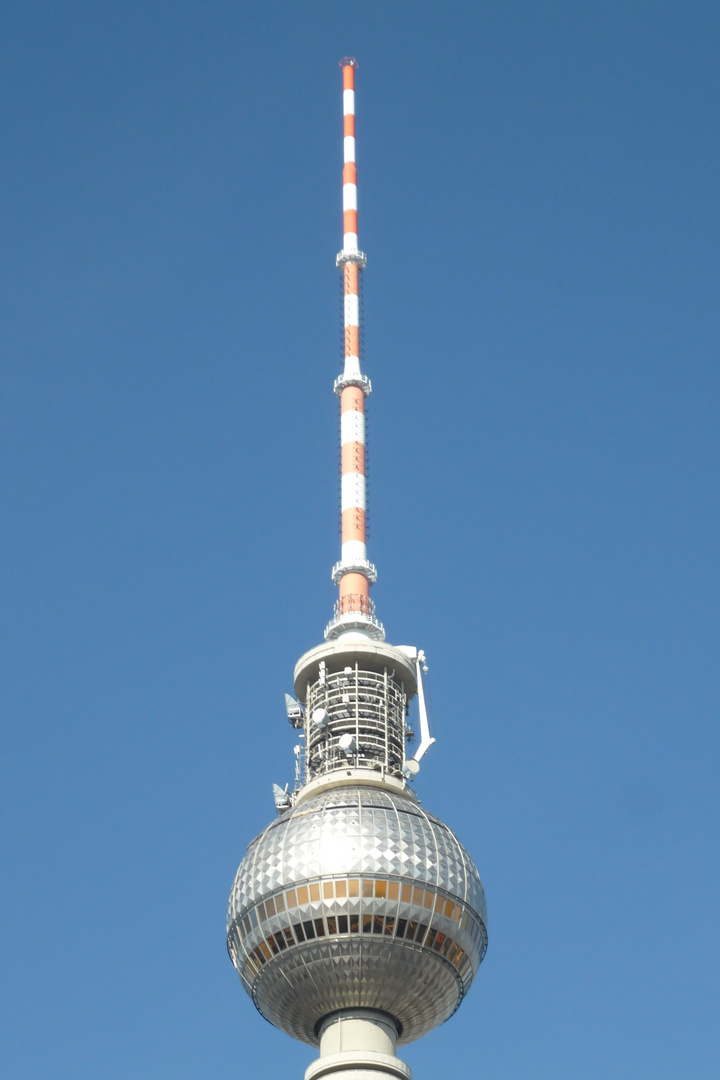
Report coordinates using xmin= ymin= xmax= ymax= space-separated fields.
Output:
xmin=227 ymin=786 xmax=487 ymax=1044
xmin=253 ymin=938 xmax=462 ymax=1045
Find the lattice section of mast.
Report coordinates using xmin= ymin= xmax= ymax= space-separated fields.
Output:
xmin=303 ymin=663 xmax=409 ymax=781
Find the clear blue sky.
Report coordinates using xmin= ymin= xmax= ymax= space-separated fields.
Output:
xmin=2 ymin=3 xmax=718 ymax=1078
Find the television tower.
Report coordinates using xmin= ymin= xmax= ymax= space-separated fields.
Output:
xmin=227 ymin=60 xmax=487 ymax=1080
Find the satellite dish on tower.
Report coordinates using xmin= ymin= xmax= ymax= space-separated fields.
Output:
xmin=402 ymin=759 xmax=420 ymax=780
xmin=338 ymin=733 xmax=356 ymax=757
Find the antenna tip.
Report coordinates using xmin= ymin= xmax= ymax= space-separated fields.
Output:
xmin=339 ymin=57 xmax=359 ymax=68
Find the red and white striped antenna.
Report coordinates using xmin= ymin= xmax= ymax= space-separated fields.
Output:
xmin=325 ymin=58 xmax=383 ymax=642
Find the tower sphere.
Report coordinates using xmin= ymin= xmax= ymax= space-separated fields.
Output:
xmin=227 ymin=784 xmax=487 ymax=1045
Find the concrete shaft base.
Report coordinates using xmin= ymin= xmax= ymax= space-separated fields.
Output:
xmin=305 ymin=1010 xmax=412 ymax=1080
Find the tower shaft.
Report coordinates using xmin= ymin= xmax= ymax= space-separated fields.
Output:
xmin=305 ymin=1011 xmax=411 ymax=1080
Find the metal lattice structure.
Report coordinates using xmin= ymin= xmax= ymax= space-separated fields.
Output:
xmin=304 ymin=663 xmax=408 ymax=780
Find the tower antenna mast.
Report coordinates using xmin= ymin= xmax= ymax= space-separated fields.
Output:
xmin=327 ymin=57 xmax=381 ymax=642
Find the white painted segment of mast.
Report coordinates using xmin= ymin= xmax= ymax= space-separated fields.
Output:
xmin=341 ymin=409 xmax=365 ymax=444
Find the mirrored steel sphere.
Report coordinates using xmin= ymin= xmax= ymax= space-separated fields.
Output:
xmin=227 ymin=785 xmax=487 ymax=1045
